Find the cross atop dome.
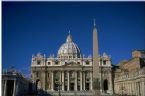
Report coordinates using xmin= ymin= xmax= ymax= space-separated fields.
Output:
xmin=66 ymin=30 xmax=72 ymax=43
xmin=93 ymin=18 xmax=96 ymax=27
xmin=69 ymin=30 xmax=71 ymax=35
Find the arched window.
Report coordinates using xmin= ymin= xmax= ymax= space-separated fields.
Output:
xmin=36 ymin=79 xmax=41 ymax=90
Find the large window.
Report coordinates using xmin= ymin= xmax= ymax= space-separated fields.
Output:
xmin=37 ymin=60 xmax=41 ymax=65
xmin=55 ymin=60 xmax=59 ymax=65
xmin=103 ymin=60 xmax=106 ymax=65
xmin=86 ymin=61 xmax=90 ymax=65
xmin=70 ymin=71 xmax=74 ymax=78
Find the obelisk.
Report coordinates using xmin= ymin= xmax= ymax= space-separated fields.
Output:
xmin=93 ymin=19 xmax=100 ymax=96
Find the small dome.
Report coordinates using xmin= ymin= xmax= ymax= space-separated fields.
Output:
xmin=58 ymin=34 xmax=81 ymax=58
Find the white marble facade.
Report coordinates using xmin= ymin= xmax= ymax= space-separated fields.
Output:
xmin=31 ymin=33 xmax=113 ymax=95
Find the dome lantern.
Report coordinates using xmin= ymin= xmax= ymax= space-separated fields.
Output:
xmin=66 ymin=33 xmax=72 ymax=43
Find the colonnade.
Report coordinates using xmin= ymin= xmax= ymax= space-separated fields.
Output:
xmin=2 ymin=79 xmax=16 ymax=96
xmin=114 ymin=81 xmax=145 ymax=96
xmin=50 ymin=70 xmax=93 ymax=91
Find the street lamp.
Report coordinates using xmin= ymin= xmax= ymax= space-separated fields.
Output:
xmin=56 ymin=82 xmax=63 ymax=96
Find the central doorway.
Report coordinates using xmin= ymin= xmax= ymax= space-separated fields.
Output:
xmin=70 ymin=83 xmax=74 ymax=91
xmin=103 ymin=79 xmax=108 ymax=93
xmin=86 ymin=83 xmax=90 ymax=91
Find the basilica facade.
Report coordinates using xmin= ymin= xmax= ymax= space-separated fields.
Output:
xmin=30 ymin=23 xmax=145 ymax=96
xmin=31 ymin=23 xmax=114 ymax=96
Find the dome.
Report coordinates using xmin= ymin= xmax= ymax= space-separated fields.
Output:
xmin=58 ymin=33 xmax=81 ymax=58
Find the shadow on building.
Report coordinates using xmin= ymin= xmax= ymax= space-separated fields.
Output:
xmin=2 ymin=67 xmax=52 ymax=96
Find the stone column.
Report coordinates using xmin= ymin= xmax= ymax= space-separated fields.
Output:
xmin=135 ymin=82 xmax=137 ymax=96
xmin=2 ymin=80 xmax=4 ymax=96
xmin=4 ymin=80 xmax=7 ymax=96
xmin=126 ymin=83 xmax=128 ymax=95
xmin=62 ymin=71 xmax=64 ymax=91
xmin=100 ymin=62 xmax=103 ymax=93
xmin=136 ymin=82 xmax=138 ymax=96
xmin=128 ymin=83 xmax=130 ymax=95
xmin=42 ymin=70 xmax=46 ymax=90
xmin=128 ymin=82 xmax=130 ymax=95
xmin=51 ymin=71 xmax=54 ymax=91
xmin=13 ymin=80 xmax=16 ymax=96
xmin=48 ymin=72 xmax=51 ymax=90
xmin=139 ymin=82 xmax=141 ymax=96
xmin=67 ymin=71 xmax=70 ymax=91
xmin=90 ymin=71 xmax=93 ymax=90
xmin=80 ymin=71 xmax=83 ymax=91
xmin=75 ymin=71 xmax=77 ymax=91
xmin=83 ymin=71 xmax=86 ymax=90
xmin=143 ymin=81 xmax=145 ymax=96
xmin=133 ymin=82 xmax=135 ymax=95
xmin=130 ymin=83 xmax=132 ymax=95
xmin=140 ymin=82 xmax=142 ymax=96
xmin=59 ymin=71 xmax=62 ymax=90
xmin=109 ymin=70 xmax=113 ymax=94
xmin=129 ymin=83 xmax=130 ymax=95
xmin=138 ymin=82 xmax=140 ymax=96
xmin=131 ymin=83 xmax=133 ymax=95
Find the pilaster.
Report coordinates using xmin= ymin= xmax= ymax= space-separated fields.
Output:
xmin=4 ymin=80 xmax=7 ymax=96
xmin=59 ymin=71 xmax=62 ymax=90
xmin=109 ymin=70 xmax=113 ymax=94
xmin=13 ymin=80 xmax=16 ymax=96
xmin=83 ymin=71 xmax=86 ymax=90
xmin=51 ymin=71 xmax=54 ymax=91
xmin=75 ymin=71 xmax=77 ymax=91
xmin=80 ymin=71 xmax=83 ymax=91
xmin=90 ymin=71 xmax=93 ymax=90
xmin=62 ymin=71 xmax=64 ymax=91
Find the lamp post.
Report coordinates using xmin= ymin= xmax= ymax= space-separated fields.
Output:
xmin=56 ymin=82 xmax=63 ymax=96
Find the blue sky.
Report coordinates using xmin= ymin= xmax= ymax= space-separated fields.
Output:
xmin=2 ymin=2 xmax=145 ymax=76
